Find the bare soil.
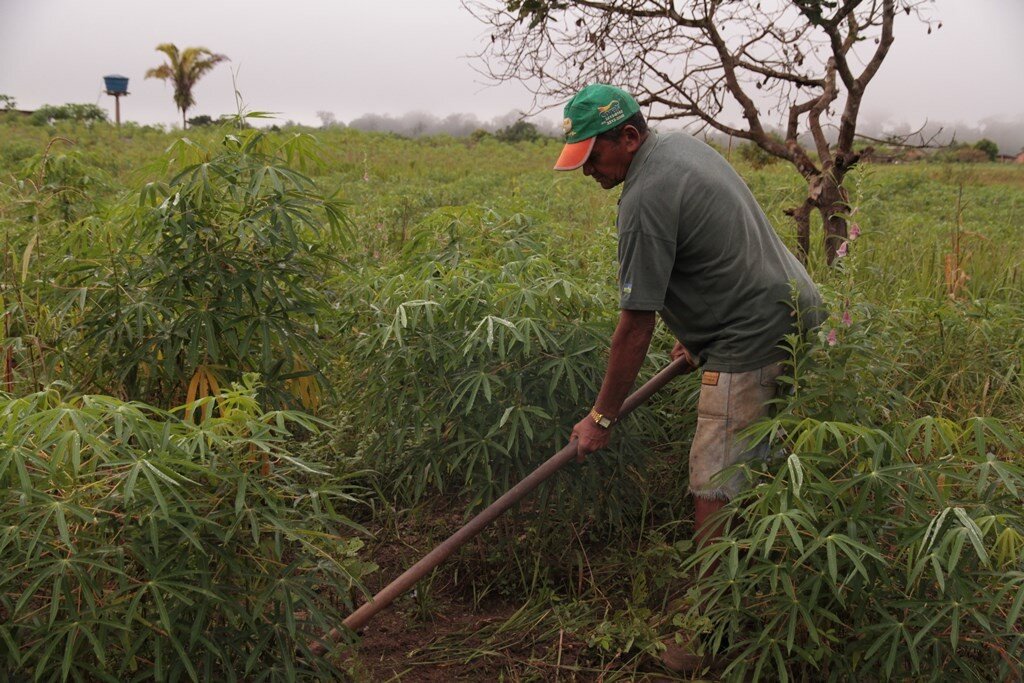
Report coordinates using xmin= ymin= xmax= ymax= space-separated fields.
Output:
xmin=346 ymin=591 xmax=515 ymax=681
xmin=330 ymin=509 xmax=700 ymax=682
xmin=335 ymin=527 xmax=518 ymax=681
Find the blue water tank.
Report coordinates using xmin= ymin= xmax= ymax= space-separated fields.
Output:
xmin=104 ymin=75 xmax=129 ymax=94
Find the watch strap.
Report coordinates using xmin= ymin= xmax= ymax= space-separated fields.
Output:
xmin=589 ymin=407 xmax=613 ymax=428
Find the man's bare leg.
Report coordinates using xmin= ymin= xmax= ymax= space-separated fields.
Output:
xmin=694 ymin=497 xmax=727 ymax=552
xmin=660 ymin=496 xmax=729 ymax=672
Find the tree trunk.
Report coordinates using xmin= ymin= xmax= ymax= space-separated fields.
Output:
xmin=787 ymin=171 xmax=849 ymax=266
xmin=786 ymin=201 xmax=813 ymax=265
xmin=182 ymin=107 xmax=188 ymax=130
xmin=818 ymin=171 xmax=850 ymax=265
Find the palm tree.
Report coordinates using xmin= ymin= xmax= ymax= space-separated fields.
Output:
xmin=145 ymin=44 xmax=228 ymax=129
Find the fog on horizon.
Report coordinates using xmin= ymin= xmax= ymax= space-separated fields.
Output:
xmin=1 ymin=0 xmax=1021 ymax=151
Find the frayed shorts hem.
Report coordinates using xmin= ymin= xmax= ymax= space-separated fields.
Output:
xmin=688 ymin=487 xmax=732 ymax=502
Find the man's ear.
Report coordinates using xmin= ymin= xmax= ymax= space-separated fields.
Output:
xmin=622 ymin=125 xmax=645 ymax=152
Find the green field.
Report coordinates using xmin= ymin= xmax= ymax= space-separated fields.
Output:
xmin=2 ymin=116 xmax=1022 ymax=680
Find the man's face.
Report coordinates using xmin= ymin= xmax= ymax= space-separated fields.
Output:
xmin=581 ymin=128 xmax=641 ymax=189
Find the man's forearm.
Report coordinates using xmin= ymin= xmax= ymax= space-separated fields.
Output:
xmin=593 ymin=309 xmax=656 ymax=420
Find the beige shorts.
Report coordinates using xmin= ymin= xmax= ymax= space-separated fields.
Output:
xmin=688 ymin=362 xmax=785 ymax=500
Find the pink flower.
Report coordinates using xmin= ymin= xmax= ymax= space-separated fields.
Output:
xmin=837 ymin=241 xmax=849 ymax=257
xmin=842 ymin=310 xmax=852 ymax=326
xmin=827 ymin=328 xmax=838 ymax=346
xmin=849 ymin=223 xmax=861 ymax=240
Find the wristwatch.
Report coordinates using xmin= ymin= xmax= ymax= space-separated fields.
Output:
xmin=589 ymin=407 xmax=614 ymax=428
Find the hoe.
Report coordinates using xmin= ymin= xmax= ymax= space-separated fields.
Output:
xmin=308 ymin=356 xmax=691 ymax=657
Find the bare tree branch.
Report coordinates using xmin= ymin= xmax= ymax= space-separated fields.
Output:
xmin=464 ymin=0 xmax=935 ymax=263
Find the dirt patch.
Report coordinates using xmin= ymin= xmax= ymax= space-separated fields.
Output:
xmin=344 ymin=591 xmax=517 ymax=681
xmin=327 ymin=494 xmax=701 ymax=681
xmin=329 ymin=511 xmax=522 ymax=681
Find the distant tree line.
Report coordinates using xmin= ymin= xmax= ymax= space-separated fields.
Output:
xmin=2 ymin=86 xmax=1018 ymax=159
xmin=331 ymin=109 xmax=559 ymax=140
xmin=28 ymin=103 xmax=108 ymax=125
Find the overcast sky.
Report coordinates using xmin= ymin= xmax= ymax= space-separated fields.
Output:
xmin=1 ymin=0 xmax=1021 ymax=141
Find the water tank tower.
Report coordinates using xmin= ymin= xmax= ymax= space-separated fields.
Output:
xmin=103 ymin=74 xmax=129 ymax=127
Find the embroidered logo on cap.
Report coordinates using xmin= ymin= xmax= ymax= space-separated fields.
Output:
xmin=597 ymin=99 xmax=625 ymax=126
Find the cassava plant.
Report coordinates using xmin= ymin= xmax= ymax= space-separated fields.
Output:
xmin=0 ymin=375 xmax=373 ymax=680
xmin=335 ymin=207 xmax=684 ymax=526
xmin=75 ymin=124 xmax=353 ymax=410
xmin=18 ymin=142 xmax=111 ymax=224
xmin=1 ymin=142 xmax=119 ymax=396
xmin=679 ymin=317 xmax=1024 ymax=681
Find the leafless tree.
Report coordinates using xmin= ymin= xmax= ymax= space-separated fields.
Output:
xmin=466 ymin=0 xmax=937 ymax=264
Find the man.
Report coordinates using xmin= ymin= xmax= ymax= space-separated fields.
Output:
xmin=555 ymin=83 xmax=823 ymax=667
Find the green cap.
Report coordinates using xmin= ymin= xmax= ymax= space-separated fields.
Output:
xmin=554 ymin=84 xmax=640 ymax=171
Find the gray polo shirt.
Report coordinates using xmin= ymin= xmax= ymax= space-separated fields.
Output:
xmin=617 ymin=131 xmax=824 ymax=373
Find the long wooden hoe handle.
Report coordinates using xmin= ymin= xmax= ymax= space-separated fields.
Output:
xmin=308 ymin=356 xmax=692 ymax=657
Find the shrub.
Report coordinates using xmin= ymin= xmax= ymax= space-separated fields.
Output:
xmin=29 ymin=103 xmax=108 ymax=126
xmin=335 ymin=208 xmax=679 ymax=523
xmin=0 ymin=138 xmax=39 ymax=167
xmin=76 ymin=127 xmax=353 ymax=409
xmin=932 ymin=145 xmax=990 ymax=164
xmin=736 ymin=139 xmax=783 ymax=169
xmin=17 ymin=145 xmax=111 ymax=223
xmin=973 ymin=138 xmax=999 ymax=161
xmin=953 ymin=147 xmax=990 ymax=164
xmin=187 ymin=114 xmax=215 ymax=127
xmin=0 ymin=144 xmax=125 ymax=398
xmin=0 ymin=377 xmax=372 ymax=680
xmin=684 ymin=327 xmax=1024 ymax=680
xmin=216 ymin=114 xmax=252 ymax=129
xmin=495 ymin=120 xmax=541 ymax=143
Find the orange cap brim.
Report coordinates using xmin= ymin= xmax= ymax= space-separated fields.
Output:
xmin=553 ymin=137 xmax=596 ymax=171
